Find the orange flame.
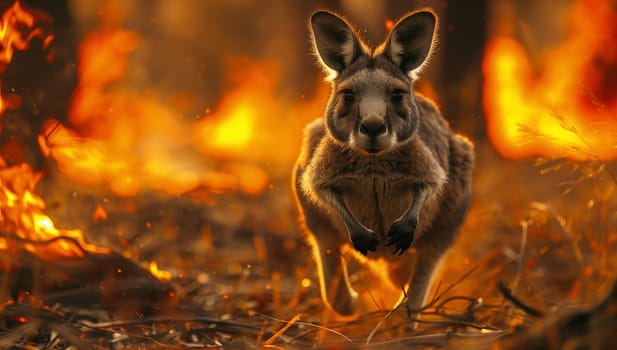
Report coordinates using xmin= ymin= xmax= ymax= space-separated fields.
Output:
xmin=0 ymin=0 xmax=46 ymax=65
xmin=0 ymin=1 xmax=103 ymax=259
xmin=194 ymin=62 xmax=326 ymax=166
xmin=483 ymin=0 xmax=617 ymax=160
xmin=39 ymin=22 xmax=212 ymax=196
xmin=0 ymin=1 xmax=173 ymax=281
xmin=0 ymin=0 xmax=50 ymax=114
xmin=0 ymin=157 xmax=109 ymax=257
xmin=40 ymin=4 xmax=327 ymax=196
xmin=39 ymin=2 xmax=270 ymax=196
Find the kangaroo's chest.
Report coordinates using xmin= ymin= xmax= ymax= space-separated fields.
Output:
xmin=343 ymin=175 xmax=413 ymax=237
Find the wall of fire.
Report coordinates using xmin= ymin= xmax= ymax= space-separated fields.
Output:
xmin=14 ymin=0 xmax=615 ymax=166
xmin=6 ymin=0 xmax=487 ymax=173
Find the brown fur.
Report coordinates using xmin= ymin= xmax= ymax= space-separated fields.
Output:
xmin=293 ymin=9 xmax=474 ymax=322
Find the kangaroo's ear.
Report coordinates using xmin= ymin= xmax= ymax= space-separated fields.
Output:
xmin=310 ymin=11 xmax=363 ymax=76
xmin=384 ymin=10 xmax=437 ymax=78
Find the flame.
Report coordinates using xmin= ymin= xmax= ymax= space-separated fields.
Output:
xmin=195 ymin=61 xmax=329 ymax=168
xmin=200 ymin=102 xmax=255 ymax=157
xmin=40 ymin=4 xmax=327 ymax=196
xmin=483 ymin=0 xmax=617 ymax=160
xmin=194 ymin=65 xmax=270 ymax=159
xmin=0 ymin=0 xmax=50 ymax=114
xmin=0 ymin=1 xmax=103 ymax=259
xmin=0 ymin=157 xmax=109 ymax=257
xmin=39 ymin=18 xmax=207 ymax=196
xmin=0 ymin=0 xmax=46 ymax=66
xmin=0 ymin=1 xmax=173 ymax=282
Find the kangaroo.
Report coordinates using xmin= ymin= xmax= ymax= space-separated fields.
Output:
xmin=292 ymin=9 xmax=474 ymax=322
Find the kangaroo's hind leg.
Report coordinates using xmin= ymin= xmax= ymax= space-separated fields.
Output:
xmin=405 ymin=135 xmax=475 ymax=328
xmin=406 ymin=188 xmax=472 ymax=328
xmin=293 ymin=165 xmax=358 ymax=315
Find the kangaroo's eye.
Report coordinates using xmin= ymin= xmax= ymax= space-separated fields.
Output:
xmin=341 ymin=90 xmax=355 ymax=104
xmin=391 ymin=89 xmax=406 ymax=104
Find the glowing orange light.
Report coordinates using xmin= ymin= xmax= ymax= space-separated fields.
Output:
xmin=0 ymin=0 xmax=51 ymax=114
xmin=0 ymin=3 xmax=101 ymax=259
xmin=148 ymin=261 xmax=172 ymax=281
xmin=194 ymin=66 xmax=269 ymax=159
xmin=38 ymin=2 xmax=328 ymax=197
xmin=0 ymin=0 xmax=47 ymax=65
xmin=93 ymin=204 xmax=108 ymax=222
xmin=483 ymin=0 xmax=617 ymax=160
xmin=211 ymin=103 xmax=254 ymax=153
xmin=39 ymin=9 xmax=274 ymax=196
xmin=195 ymin=63 xmax=329 ymax=168
xmin=0 ymin=158 xmax=109 ymax=258
xmin=385 ymin=19 xmax=394 ymax=31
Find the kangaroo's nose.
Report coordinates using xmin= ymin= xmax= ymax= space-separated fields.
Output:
xmin=359 ymin=116 xmax=387 ymax=137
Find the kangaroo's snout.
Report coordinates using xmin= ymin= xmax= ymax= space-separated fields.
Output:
xmin=354 ymin=112 xmax=391 ymax=153
xmin=359 ymin=115 xmax=387 ymax=137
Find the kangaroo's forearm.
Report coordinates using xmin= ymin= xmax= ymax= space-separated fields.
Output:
xmin=314 ymin=185 xmax=369 ymax=234
xmin=398 ymin=184 xmax=429 ymax=224
xmin=325 ymin=186 xmax=379 ymax=255
xmin=331 ymin=189 xmax=370 ymax=234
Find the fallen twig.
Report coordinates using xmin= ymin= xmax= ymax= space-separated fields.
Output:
xmin=497 ymin=281 xmax=543 ymax=317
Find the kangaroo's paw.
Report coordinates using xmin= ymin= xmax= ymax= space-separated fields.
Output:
xmin=386 ymin=217 xmax=417 ymax=255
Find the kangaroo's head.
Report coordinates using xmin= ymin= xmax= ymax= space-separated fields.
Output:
xmin=310 ymin=9 xmax=437 ymax=154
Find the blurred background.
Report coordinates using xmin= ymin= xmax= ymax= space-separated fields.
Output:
xmin=0 ymin=0 xmax=616 ymax=331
